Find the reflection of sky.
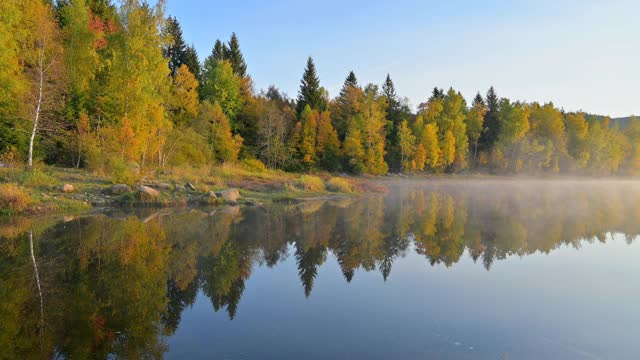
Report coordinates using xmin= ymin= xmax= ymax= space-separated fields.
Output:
xmin=167 ymin=235 xmax=640 ymax=359
xmin=165 ymin=0 xmax=640 ymax=117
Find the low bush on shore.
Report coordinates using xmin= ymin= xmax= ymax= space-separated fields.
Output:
xmin=0 ymin=184 xmax=32 ymax=215
xmin=327 ymin=177 xmax=353 ymax=193
xmin=296 ymin=175 xmax=325 ymax=192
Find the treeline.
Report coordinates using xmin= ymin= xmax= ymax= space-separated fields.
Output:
xmin=1 ymin=0 xmax=638 ymax=176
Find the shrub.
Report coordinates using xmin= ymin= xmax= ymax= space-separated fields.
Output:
xmin=0 ymin=184 xmax=32 ymax=214
xmin=296 ymin=175 xmax=325 ymax=192
xmin=240 ymin=158 xmax=267 ymax=173
xmin=109 ymin=158 xmax=138 ymax=184
xmin=327 ymin=177 xmax=353 ymax=193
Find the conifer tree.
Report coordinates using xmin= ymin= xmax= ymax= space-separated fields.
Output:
xmin=382 ymin=73 xmax=403 ymax=170
xmin=479 ymin=86 xmax=500 ymax=151
xmin=343 ymin=71 xmax=358 ymax=89
xmin=296 ymin=57 xmax=327 ymax=114
xmin=183 ymin=45 xmax=201 ymax=83
xmin=212 ymin=39 xmax=227 ymax=61
xmin=162 ymin=16 xmax=187 ymax=77
xmin=431 ymin=87 xmax=445 ymax=101
xmin=332 ymin=71 xmax=364 ymax=140
xmin=225 ymin=32 xmax=247 ymax=78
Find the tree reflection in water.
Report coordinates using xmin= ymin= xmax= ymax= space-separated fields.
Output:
xmin=1 ymin=180 xmax=639 ymax=358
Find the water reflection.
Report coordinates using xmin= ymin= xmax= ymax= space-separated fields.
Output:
xmin=1 ymin=180 xmax=640 ymax=359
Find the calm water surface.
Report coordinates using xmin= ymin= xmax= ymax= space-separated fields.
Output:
xmin=2 ymin=180 xmax=640 ymax=359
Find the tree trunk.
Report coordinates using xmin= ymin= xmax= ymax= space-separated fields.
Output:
xmin=28 ymin=58 xmax=45 ymax=168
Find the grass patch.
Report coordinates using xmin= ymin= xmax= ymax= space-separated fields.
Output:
xmin=0 ymin=184 xmax=32 ymax=215
xmin=296 ymin=175 xmax=325 ymax=192
xmin=18 ymin=168 xmax=58 ymax=188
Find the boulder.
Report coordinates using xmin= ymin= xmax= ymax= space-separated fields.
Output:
xmin=110 ymin=184 xmax=130 ymax=194
xmin=62 ymin=184 xmax=75 ymax=193
xmin=216 ymin=188 xmax=241 ymax=202
xmin=185 ymin=182 xmax=196 ymax=191
xmin=207 ymin=191 xmax=218 ymax=199
xmin=139 ymin=185 xmax=160 ymax=199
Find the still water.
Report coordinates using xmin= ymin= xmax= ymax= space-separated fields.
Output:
xmin=2 ymin=179 xmax=640 ymax=359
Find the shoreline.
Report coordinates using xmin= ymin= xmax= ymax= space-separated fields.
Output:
xmin=2 ymin=165 xmax=639 ymax=217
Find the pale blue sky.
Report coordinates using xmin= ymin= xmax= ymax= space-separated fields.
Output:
xmin=166 ymin=0 xmax=639 ymax=117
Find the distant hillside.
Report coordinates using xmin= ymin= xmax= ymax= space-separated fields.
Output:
xmin=612 ymin=116 xmax=636 ymax=129
xmin=584 ymin=114 xmax=637 ymax=129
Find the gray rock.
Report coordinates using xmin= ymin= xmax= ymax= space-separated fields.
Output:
xmin=207 ymin=191 xmax=218 ymax=199
xmin=91 ymin=198 xmax=106 ymax=206
xmin=110 ymin=184 xmax=130 ymax=194
xmin=185 ymin=182 xmax=196 ymax=191
xmin=217 ymin=188 xmax=241 ymax=202
xmin=155 ymin=182 xmax=172 ymax=190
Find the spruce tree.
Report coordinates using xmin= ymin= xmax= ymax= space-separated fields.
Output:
xmin=296 ymin=57 xmax=327 ymax=114
xmin=212 ymin=39 xmax=227 ymax=61
xmin=382 ymin=74 xmax=402 ymax=170
xmin=225 ymin=32 xmax=247 ymax=77
xmin=382 ymin=74 xmax=398 ymax=109
xmin=183 ymin=45 xmax=201 ymax=83
xmin=479 ymin=86 xmax=500 ymax=151
xmin=430 ymin=87 xmax=445 ymax=101
xmin=473 ymin=92 xmax=485 ymax=107
xmin=162 ymin=16 xmax=187 ymax=78
xmin=343 ymin=71 xmax=358 ymax=89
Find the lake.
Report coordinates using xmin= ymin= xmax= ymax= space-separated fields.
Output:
xmin=2 ymin=179 xmax=640 ymax=359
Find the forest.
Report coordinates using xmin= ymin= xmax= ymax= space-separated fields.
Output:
xmin=1 ymin=0 xmax=639 ymax=179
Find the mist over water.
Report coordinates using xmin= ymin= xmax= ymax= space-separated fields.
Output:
xmin=2 ymin=179 xmax=640 ymax=359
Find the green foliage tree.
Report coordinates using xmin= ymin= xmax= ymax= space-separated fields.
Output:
xmin=298 ymin=105 xmax=318 ymax=169
xmin=201 ymin=58 xmax=243 ymax=122
xmin=195 ymin=101 xmax=242 ymax=162
xmin=397 ymin=120 xmax=415 ymax=172
xmin=466 ymin=93 xmax=485 ymax=163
